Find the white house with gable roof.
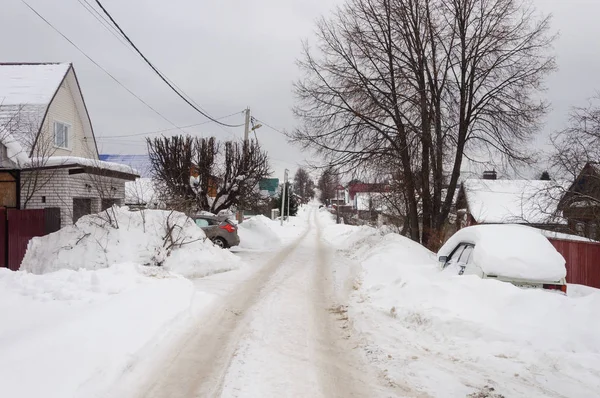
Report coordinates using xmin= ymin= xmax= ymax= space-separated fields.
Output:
xmin=0 ymin=62 xmax=138 ymax=226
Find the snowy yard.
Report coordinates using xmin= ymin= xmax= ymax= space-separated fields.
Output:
xmin=0 ymin=204 xmax=599 ymax=397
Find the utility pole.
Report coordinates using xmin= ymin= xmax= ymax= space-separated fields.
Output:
xmin=336 ymin=185 xmax=340 ymax=224
xmin=243 ymin=107 xmax=251 ymax=142
xmin=239 ymin=108 xmax=251 ymax=223
xmin=287 ymin=181 xmax=291 ymax=222
xmin=281 ymin=169 xmax=288 ymax=226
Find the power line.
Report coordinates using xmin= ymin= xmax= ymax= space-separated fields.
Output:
xmin=77 ymin=0 xmax=131 ymax=50
xmin=96 ymin=110 xmax=244 ymax=139
xmin=94 ymin=0 xmax=244 ymax=128
xmin=21 ymin=0 xmax=184 ymax=134
xmin=254 ymin=118 xmax=287 ymax=135
xmin=74 ymin=0 xmax=242 ymax=141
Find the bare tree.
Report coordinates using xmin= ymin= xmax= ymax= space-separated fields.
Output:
xmin=317 ymin=166 xmax=339 ymax=204
xmin=147 ymin=136 xmax=271 ymax=214
xmin=0 ymin=103 xmax=60 ymax=208
xmin=292 ymin=0 xmax=555 ymax=247
xmin=551 ymin=95 xmax=600 ymax=181
xmin=547 ymin=94 xmax=600 ymax=238
xmin=294 ymin=168 xmax=315 ymax=203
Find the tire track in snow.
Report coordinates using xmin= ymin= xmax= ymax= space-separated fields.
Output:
xmin=310 ymin=213 xmax=381 ymax=397
xmin=133 ymin=213 xmax=313 ymax=398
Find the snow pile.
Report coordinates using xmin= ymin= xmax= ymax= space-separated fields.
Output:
xmin=438 ymin=224 xmax=566 ymax=281
xmin=540 ymin=229 xmax=598 ymax=242
xmin=237 ymin=215 xmax=282 ymax=250
xmin=21 ymin=207 xmax=241 ymax=278
xmin=0 ymin=263 xmax=205 ymax=398
xmin=568 ymin=283 xmax=600 ymax=297
xmin=332 ymin=227 xmax=600 ymax=397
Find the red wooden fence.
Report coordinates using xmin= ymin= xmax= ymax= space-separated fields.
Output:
xmin=0 ymin=208 xmax=5 ymax=269
xmin=548 ymin=238 xmax=600 ymax=288
xmin=0 ymin=208 xmax=56 ymax=271
xmin=7 ymin=209 xmax=45 ymax=271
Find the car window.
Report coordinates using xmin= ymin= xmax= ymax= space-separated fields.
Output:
xmin=458 ymin=245 xmax=474 ymax=264
xmin=206 ymin=218 xmax=219 ymax=226
xmin=195 ymin=218 xmax=209 ymax=228
xmin=446 ymin=244 xmax=466 ymax=265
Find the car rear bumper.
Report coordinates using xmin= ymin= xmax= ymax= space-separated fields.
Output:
xmin=228 ymin=234 xmax=240 ymax=247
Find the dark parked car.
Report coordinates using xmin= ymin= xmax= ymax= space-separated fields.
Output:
xmin=192 ymin=214 xmax=240 ymax=248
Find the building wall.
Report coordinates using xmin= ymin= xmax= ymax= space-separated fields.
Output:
xmin=39 ymin=70 xmax=97 ymax=159
xmin=20 ymin=169 xmax=126 ymax=226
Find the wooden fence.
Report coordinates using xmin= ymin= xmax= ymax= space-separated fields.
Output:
xmin=548 ymin=238 xmax=600 ymax=288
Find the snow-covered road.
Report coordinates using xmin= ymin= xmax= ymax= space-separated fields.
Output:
xmin=6 ymin=205 xmax=598 ymax=397
xmin=132 ymin=208 xmax=387 ymax=398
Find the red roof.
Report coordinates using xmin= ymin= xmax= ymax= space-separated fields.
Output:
xmin=348 ymin=183 xmax=388 ymax=200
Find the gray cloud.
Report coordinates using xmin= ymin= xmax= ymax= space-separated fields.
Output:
xmin=1 ymin=0 xmax=599 ymax=180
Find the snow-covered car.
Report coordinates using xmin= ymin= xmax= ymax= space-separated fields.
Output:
xmin=438 ymin=224 xmax=567 ymax=293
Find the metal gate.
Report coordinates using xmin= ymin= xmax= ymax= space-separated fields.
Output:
xmin=0 ymin=208 xmax=61 ymax=271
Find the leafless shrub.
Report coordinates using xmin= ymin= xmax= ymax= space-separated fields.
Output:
xmin=147 ymin=136 xmax=271 ymax=214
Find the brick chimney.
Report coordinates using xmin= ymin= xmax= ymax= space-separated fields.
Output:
xmin=482 ymin=170 xmax=497 ymax=180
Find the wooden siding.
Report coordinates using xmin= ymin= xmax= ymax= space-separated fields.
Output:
xmin=39 ymin=69 xmax=97 ymax=159
xmin=549 ymin=238 xmax=600 ymax=288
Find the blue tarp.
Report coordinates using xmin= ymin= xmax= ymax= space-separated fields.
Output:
xmin=98 ymin=154 xmax=152 ymax=178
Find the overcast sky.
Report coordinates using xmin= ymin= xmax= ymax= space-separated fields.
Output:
xmin=2 ymin=0 xmax=600 ymax=181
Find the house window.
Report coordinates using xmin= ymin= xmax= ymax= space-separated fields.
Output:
xmin=54 ymin=121 xmax=70 ymax=149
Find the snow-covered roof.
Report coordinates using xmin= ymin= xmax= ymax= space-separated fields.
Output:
xmin=0 ymin=63 xmax=70 ymax=105
xmin=462 ymin=179 xmax=565 ymax=225
xmin=0 ymin=63 xmax=72 ymax=166
xmin=539 ymin=229 xmax=599 ymax=243
xmin=99 ymin=154 xmax=153 ymax=178
xmin=438 ymin=224 xmax=567 ymax=282
xmin=27 ymin=156 xmax=139 ymax=176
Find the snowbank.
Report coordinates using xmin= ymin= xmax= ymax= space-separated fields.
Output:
xmin=21 ymin=207 xmax=241 ymax=278
xmin=438 ymin=224 xmax=566 ymax=281
xmin=0 ymin=263 xmax=206 ymax=398
xmin=236 ymin=215 xmax=282 ymax=250
xmin=568 ymin=283 xmax=600 ymax=297
xmin=332 ymin=226 xmax=600 ymax=397
xmin=0 ymin=207 xmax=243 ymax=397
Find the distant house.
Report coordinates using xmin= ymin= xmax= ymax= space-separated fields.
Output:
xmin=329 ymin=184 xmax=347 ymax=206
xmin=348 ymin=183 xmax=388 ymax=211
xmin=455 ymin=173 xmax=566 ymax=231
xmin=0 ymin=62 xmax=138 ymax=226
xmin=558 ymin=162 xmax=600 ymax=239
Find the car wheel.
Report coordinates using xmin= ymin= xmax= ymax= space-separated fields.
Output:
xmin=212 ymin=237 xmax=227 ymax=249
